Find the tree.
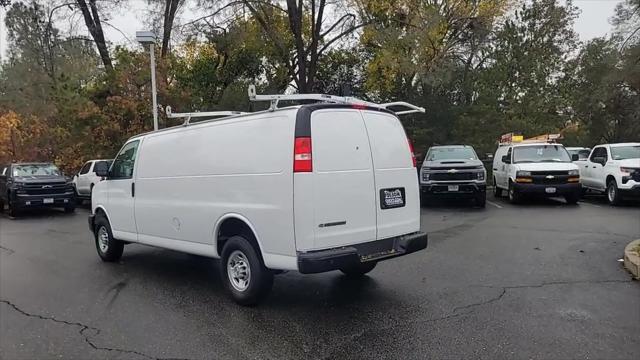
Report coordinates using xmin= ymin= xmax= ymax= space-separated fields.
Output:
xmin=236 ymin=0 xmax=367 ymax=92
xmin=76 ymin=0 xmax=113 ymax=71
xmin=160 ymin=0 xmax=184 ymax=58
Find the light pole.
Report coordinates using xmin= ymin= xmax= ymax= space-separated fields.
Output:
xmin=136 ymin=31 xmax=158 ymax=131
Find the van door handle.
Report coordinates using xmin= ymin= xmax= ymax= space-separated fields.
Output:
xmin=592 ymin=166 xmax=597 ymax=169
xmin=131 ymin=183 xmax=135 ymax=197
xmin=584 ymin=165 xmax=588 ymax=168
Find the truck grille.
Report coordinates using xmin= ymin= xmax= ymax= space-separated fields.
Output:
xmin=430 ymin=172 xmax=475 ymax=181
xmin=530 ymin=171 xmax=570 ymax=185
xmin=23 ymin=182 xmax=69 ymax=195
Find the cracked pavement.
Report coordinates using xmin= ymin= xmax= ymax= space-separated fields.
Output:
xmin=1 ymin=194 xmax=639 ymax=359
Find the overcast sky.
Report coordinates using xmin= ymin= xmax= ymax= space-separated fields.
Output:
xmin=0 ymin=0 xmax=624 ymax=62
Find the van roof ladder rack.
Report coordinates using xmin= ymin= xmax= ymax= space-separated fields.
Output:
xmin=165 ymin=106 xmax=248 ymax=126
xmin=247 ymin=85 xmax=425 ymax=115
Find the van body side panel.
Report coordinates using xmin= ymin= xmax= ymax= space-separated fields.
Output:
xmin=304 ymin=109 xmax=377 ymax=250
xmin=133 ymin=113 xmax=296 ymax=259
xmin=361 ymin=111 xmax=420 ymax=239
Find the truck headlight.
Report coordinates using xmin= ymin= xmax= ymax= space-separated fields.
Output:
xmin=422 ymin=171 xmax=430 ymax=181
xmin=620 ymin=167 xmax=633 ymax=176
xmin=568 ymin=169 xmax=579 ymax=176
xmin=477 ymin=171 xmax=485 ymax=181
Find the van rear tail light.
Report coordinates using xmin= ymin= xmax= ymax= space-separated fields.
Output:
xmin=294 ymin=137 xmax=312 ymax=172
xmin=407 ymin=138 xmax=417 ymax=167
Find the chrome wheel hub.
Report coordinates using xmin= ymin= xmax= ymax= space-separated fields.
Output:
xmin=608 ymin=185 xmax=615 ymax=202
xmin=97 ymin=226 xmax=109 ymax=253
xmin=227 ymin=250 xmax=251 ymax=292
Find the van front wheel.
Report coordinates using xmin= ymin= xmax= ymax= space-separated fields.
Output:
xmin=220 ymin=236 xmax=273 ymax=306
xmin=94 ymin=215 xmax=124 ymax=262
xmin=340 ymin=261 xmax=377 ymax=277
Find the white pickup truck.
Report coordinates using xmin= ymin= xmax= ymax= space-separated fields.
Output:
xmin=575 ymin=143 xmax=640 ymax=205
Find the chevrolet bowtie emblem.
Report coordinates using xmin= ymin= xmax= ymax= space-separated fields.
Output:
xmin=448 ymin=169 xmax=458 ymax=173
xmin=42 ymin=185 xmax=52 ymax=189
xmin=546 ymin=175 xmax=554 ymax=179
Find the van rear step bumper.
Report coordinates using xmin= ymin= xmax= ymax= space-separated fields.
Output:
xmin=297 ymin=232 xmax=428 ymax=274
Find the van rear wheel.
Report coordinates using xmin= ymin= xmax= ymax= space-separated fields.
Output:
xmin=340 ymin=261 xmax=377 ymax=277
xmin=493 ymin=178 xmax=502 ymax=197
xmin=220 ymin=236 xmax=273 ymax=306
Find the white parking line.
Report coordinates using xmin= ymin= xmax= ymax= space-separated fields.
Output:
xmin=487 ymin=200 xmax=503 ymax=209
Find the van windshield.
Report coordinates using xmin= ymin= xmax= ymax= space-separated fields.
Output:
xmin=427 ymin=147 xmax=477 ymax=161
xmin=513 ymin=145 xmax=571 ymax=163
xmin=12 ymin=164 xmax=62 ymax=177
xmin=610 ymin=145 xmax=640 ymax=160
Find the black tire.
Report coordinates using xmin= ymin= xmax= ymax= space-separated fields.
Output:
xmin=493 ymin=178 xmax=503 ymax=197
xmin=564 ymin=193 xmax=579 ymax=205
xmin=475 ymin=192 xmax=486 ymax=208
xmin=606 ymin=179 xmax=623 ymax=206
xmin=94 ymin=215 xmax=124 ymax=262
xmin=340 ymin=261 xmax=377 ymax=277
xmin=0 ymin=198 xmax=4 ymax=213
xmin=420 ymin=193 xmax=430 ymax=207
xmin=7 ymin=195 xmax=19 ymax=217
xmin=220 ymin=235 xmax=273 ymax=306
xmin=508 ymin=181 xmax=521 ymax=204
xmin=64 ymin=205 xmax=76 ymax=213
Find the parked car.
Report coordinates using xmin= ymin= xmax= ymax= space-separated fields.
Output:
xmin=566 ymin=147 xmax=591 ymax=161
xmin=88 ymin=92 xmax=428 ymax=305
xmin=574 ymin=143 xmax=640 ymax=205
xmin=419 ymin=145 xmax=487 ymax=207
xmin=493 ymin=141 xmax=581 ymax=204
xmin=0 ymin=162 xmax=76 ymax=216
xmin=72 ymin=159 xmax=112 ymax=202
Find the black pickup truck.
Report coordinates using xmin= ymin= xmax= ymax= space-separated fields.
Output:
xmin=0 ymin=163 xmax=76 ymax=217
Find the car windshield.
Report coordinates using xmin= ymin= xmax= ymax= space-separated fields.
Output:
xmin=427 ymin=147 xmax=477 ymax=161
xmin=12 ymin=164 xmax=62 ymax=177
xmin=610 ymin=145 xmax=640 ymax=160
xmin=568 ymin=149 xmax=590 ymax=160
xmin=513 ymin=145 xmax=571 ymax=163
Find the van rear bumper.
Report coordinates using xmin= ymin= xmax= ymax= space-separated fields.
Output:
xmin=297 ymin=232 xmax=428 ymax=274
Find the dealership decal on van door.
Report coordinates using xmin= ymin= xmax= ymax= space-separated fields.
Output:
xmin=380 ymin=188 xmax=406 ymax=209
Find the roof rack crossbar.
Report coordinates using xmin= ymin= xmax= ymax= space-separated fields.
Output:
xmin=165 ymin=106 xmax=248 ymax=126
xmin=247 ymin=85 xmax=425 ymax=115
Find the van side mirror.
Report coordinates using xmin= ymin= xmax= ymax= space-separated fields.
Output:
xmin=501 ymin=155 xmax=511 ymax=164
xmin=571 ymin=154 xmax=579 ymax=161
xmin=94 ymin=161 xmax=109 ymax=177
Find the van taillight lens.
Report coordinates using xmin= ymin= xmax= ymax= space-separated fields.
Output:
xmin=407 ymin=138 xmax=416 ymax=167
xmin=294 ymin=137 xmax=312 ymax=172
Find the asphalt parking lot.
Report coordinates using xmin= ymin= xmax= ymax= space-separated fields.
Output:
xmin=1 ymin=195 xmax=639 ymax=360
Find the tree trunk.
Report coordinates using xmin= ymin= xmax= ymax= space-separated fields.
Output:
xmin=161 ymin=0 xmax=182 ymax=58
xmin=76 ymin=0 xmax=113 ymax=71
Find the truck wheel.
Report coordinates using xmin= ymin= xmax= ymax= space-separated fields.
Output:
xmin=508 ymin=181 xmax=521 ymax=204
xmin=220 ymin=235 xmax=273 ymax=306
xmin=475 ymin=192 xmax=486 ymax=208
xmin=94 ymin=215 xmax=124 ymax=262
xmin=493 ymin=178 xmax=502 ymax=197
xmin=564 ymin=194 xmax=579 ymax=205
xmin=7 ymin=196 xmax=19 ymax=217
xmin=340 ymin=261 xmax=377 ymax=277
xmin=606 ymin=180 xmax=623 ymax=206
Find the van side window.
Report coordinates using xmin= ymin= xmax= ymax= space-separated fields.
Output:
xmin=110 ymin=141 xmax=140 ymax=179
xmin=79 ymin=162 xmax=92 ymax=175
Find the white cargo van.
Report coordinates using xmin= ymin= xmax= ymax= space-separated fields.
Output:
xmin=492 ymin=135 xmax=581 ymax=204
xmin=89 ymin=89 xmax=428 ymax=305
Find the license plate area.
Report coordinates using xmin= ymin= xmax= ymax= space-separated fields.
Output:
xmin=545 ymin=187 xmax=556 ymax=194
xmin=380 ymin=188 xmax=405 ymax=209
xmin=43 ymin=198 xmax=54 ymax=204
xmin=448 ymin=185 xmax=459 ymax=192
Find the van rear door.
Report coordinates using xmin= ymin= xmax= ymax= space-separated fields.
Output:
xmin=361 ymin=111 xmax=420 ymax=239
xmin=306 ymin=109 xmax=377 ymax=250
